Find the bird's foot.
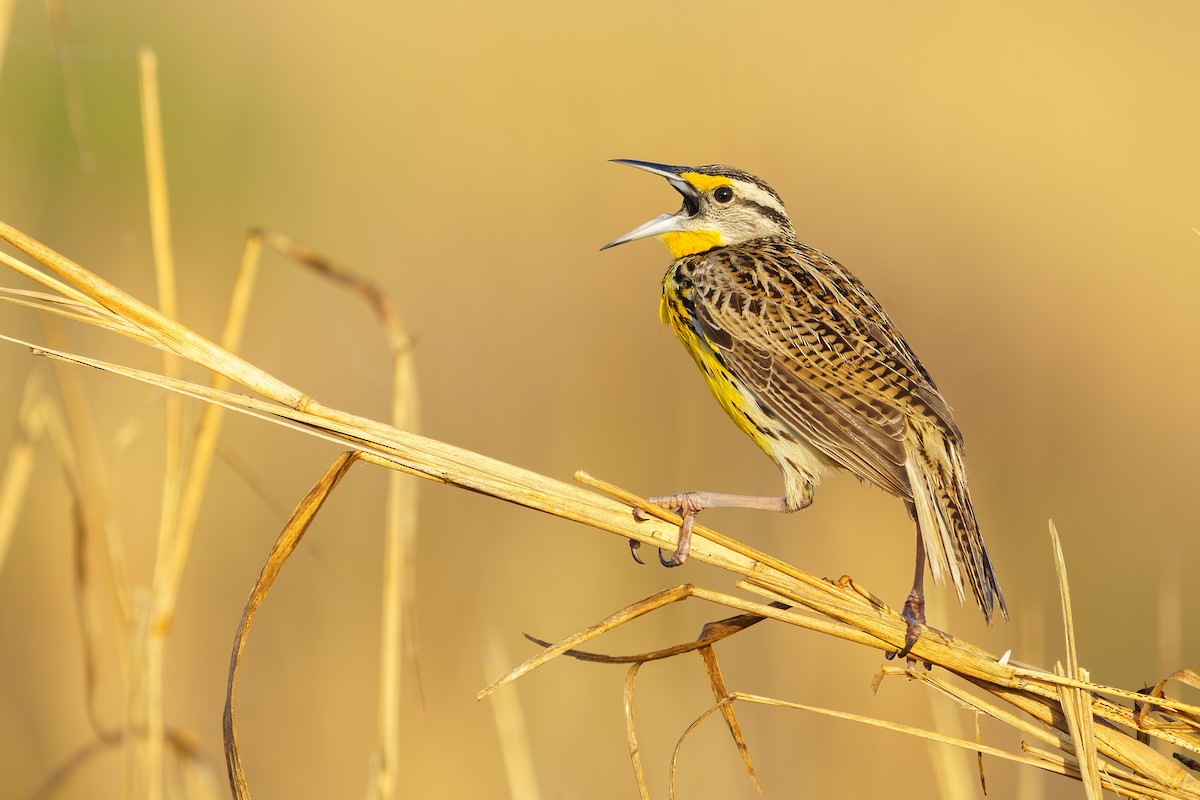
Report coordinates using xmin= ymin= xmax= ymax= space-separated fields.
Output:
xmin=885 ymin=591 xmax=932 ymax=670
xmin=629 ymin=491 xmax=708 ymax=567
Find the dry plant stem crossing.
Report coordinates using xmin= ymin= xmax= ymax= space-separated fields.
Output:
xmin=0 ymin=45 xmax=424 ymax=787
xmin=2 ymin=111 xmax=417 ymax=799
xmin=2 ymin=218 xmax=1200 ymax=797
xmin=223 ymin=451 xmax=363 ymax=799
xmin=244 ymin=230 xmax=420 ymax=800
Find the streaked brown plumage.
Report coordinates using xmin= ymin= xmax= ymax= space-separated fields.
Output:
xmin=602 ymin=160 xmax=1006 ymax=654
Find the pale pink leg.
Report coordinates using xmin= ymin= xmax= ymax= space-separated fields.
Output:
xmin=636 ymin=490 xmax=807 ymax=567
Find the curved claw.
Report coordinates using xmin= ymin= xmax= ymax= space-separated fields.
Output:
xmin=628 ymin=539 xmax=645 ymax=565
xmin=893 ymin=632 xmax=919 ymax=661
xmin=630 ymin=493 xmax=703 ymax=568
xmin=890 ymin=592 xmax=931 ymax=668
xmin=885 ymin=631 xmax=929 ymax=669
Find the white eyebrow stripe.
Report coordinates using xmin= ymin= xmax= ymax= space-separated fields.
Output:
xmin=737 ymin=181 xmax=787 ymax=216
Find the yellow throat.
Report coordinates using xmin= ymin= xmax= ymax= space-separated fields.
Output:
xmin=659 ymin=229 xmax=724 ymax=258
xmin=656 ymin=172 xmax=732 ymax=258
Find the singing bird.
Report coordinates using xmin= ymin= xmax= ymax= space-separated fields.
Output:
xmin=601 ymin=159 xmax=1006 ymax=654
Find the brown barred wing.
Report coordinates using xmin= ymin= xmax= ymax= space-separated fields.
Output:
xmin=687 ymin=245 xmax=916 ymax=499
xmin=689 ymin=242 xmax=1006 ymax=621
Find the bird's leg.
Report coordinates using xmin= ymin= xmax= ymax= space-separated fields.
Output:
xmin=890 ymin=526 xmax=930 ymax=667
xmin=634 ymin=490 xmax=806 ymax=567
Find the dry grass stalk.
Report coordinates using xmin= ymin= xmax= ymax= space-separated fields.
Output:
xmin=623 ymin=663 xmax=651 ymax=800
xmin=2 ymin=218 xmax=1199 ymax=796
xmin=924 ymin=682 xmax=979 ymax=797
xmin=2 ymin=217 xmax=422 ymax=797
xmin=0 ymin=0 xmax=14 ymax=85
xmin=2 ymin=47 xmax=419 ymax=795
xmin=223 ymin=451 xmax=363 ymax=797
xmin=1049 ymin=520 xmax=1103 ymax=799
xmin=138 ymin=47 xmax=181 ymax=800
xmin=482 ymin=632 xmax=542 ymax=800
xmin=3 ymin=337 xmax=222 ymax=798
xmin=0 ymin=372 xmax=51 ymax=569
xmin=255 ymin=231 xmax=420 ymax=800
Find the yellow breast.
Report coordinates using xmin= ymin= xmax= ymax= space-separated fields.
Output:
xmin=660 ymin=263 xmax=833 ymax=505
xmin=660 ymin=268 xmax=774 ymax=451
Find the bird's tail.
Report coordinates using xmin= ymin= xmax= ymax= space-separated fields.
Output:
xmin=905 ymin=423 xmax=1007 ymax=624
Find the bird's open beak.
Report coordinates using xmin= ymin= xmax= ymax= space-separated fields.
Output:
xmin=600 ymin=160 xmax=701 ymax=251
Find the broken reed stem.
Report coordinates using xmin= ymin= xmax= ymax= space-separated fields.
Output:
xmin=2 ymin=219 xmax=1199 ymax=797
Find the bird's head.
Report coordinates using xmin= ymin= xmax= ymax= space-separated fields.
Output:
xmin=601 ymin=160 xmax=794 ymax=258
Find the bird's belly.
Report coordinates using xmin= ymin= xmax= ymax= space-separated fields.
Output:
xmin=674 ymin=315 xmax=832 ymax=491
xmin=662 ymin=269 xmax=832 ymax=504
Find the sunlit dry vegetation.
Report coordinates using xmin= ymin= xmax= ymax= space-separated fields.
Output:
xmin=2 ymin=3 xmax=1199 ymax=799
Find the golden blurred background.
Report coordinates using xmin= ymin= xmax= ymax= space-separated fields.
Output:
xmin=1 ymin=1 xmax=1198 ymax=797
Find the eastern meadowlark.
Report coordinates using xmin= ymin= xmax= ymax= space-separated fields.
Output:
xmin=601 ymin=159 xmax=1006 ymax=654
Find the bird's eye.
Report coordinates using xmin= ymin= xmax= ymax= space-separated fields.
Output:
xmin=714 ymin=186 xmax=734 ymax=203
